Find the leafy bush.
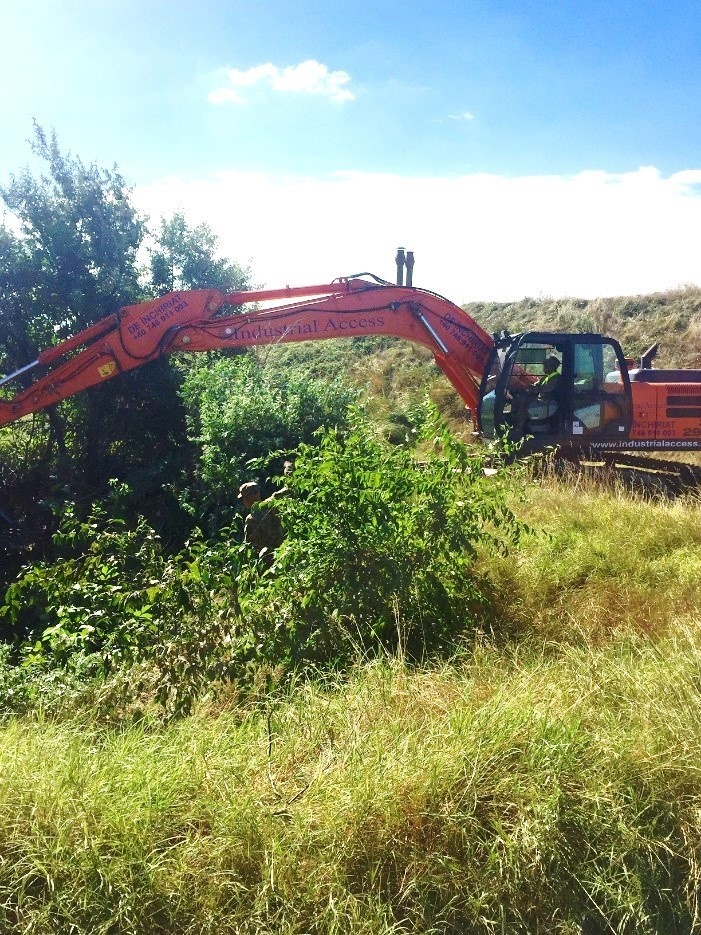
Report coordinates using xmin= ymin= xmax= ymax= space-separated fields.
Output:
xmin=239 ymin=406 xmax=526 ymax=668
xmin=179 ymin=353 xmax=357 ymax=529
xmin=0 ymin=409 xmax=525 ymax=716
xmin=3 ymin=505 xmax=173 ymax=658
xmin=0 ymin=503 xmax=243 ymax=717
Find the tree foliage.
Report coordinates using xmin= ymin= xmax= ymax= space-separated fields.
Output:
xmin=0 ymin=226 xmax=46 ymax=377
xmin=0 ymin=127 xmax=148 ymax=476
xmin=1 ymin=123 xmax=144 ymax=367
xmin=149 ymin=212 xmax=249 ymax=295
xmin=0 ymin=127 xmax=253 ymax=547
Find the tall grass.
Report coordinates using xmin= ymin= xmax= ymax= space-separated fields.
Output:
xmin=2 ymin=476 xmax=701 ymax=933
xmin=483 ymin=475 xmax=701 ymax=644
xmin=2 ymin=639 xmax=701 ymax=933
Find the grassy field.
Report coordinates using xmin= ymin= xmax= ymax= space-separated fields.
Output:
xmin=2 ymin=476 xmax=701 ymax=933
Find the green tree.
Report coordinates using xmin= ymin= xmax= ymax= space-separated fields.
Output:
xmin=0 ymin=225 xmax=46 ymax=377
xmin=1 ymin=124 xmax=144 ymax=353
xmin=0 ymin=126 xmax=155 ymax=545
xmin=0 ymin=128 xmax=251 ymax=552
xmin=149 ymin=212 xmax=250 ymax=295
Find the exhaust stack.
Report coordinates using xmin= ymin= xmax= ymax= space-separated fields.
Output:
xmin=640 ymin=342 xmax=659 ymax=370
xmin=395 ymin=247 xmax=405 ymax=286
xmin=395 ymin=247 xmax=414 ymax=286
xmin=405 ymin=250 xmax=414 ymax=287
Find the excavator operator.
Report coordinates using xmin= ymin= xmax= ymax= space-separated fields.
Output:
xmin=510 ymin=355 xmax=562 ymax=435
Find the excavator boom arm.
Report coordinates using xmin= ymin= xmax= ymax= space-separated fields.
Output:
xmin=0 ymin=279 xmax=494 ymax=427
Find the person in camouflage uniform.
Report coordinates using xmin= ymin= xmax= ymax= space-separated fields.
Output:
xmin=238 ymin=481 xmax=284 ymax=560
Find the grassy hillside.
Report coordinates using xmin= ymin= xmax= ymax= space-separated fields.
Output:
xmin=266 ymin=285 xmax=701 ymax=379
xmin=466 ymin=285 xmax=701 ymax=370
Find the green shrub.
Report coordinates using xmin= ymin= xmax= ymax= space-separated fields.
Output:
xmin=3 ymin=505 xmax=174 ymax=658
xmin=0 ymin=504 xmax=243 ymax=717
xmin=0 ymin=409 xmax=525 ymax=716
xmin=239 ymin=406 xmax=526 ymax=669
xmin=179 ymin=353 xmax=357 ymax=529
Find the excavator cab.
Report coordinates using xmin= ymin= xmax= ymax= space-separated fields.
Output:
xmin=477 ymin=332 xmax=633 ymax=453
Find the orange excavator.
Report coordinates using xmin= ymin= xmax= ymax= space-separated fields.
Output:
xmin=2 ymin=261 xmax=701 ymax=469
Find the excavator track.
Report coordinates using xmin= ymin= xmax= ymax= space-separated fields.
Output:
xmin=566 ymin=451 xmax=701 ymax=497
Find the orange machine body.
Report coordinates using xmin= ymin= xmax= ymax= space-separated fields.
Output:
xmin=629 ymin=380 xmax=701 ymax=448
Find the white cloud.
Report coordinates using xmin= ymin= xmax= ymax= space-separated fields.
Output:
xmin=134 ymin=166 xmax=701 ymax=304
xmin=446 ymin=112 xmax=475 ymax=121
xmin=208 ymin=60 xmax=354 ymax=105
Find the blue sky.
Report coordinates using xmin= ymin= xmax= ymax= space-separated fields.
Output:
xmin=2 ymin=0 xmax=701 ymax=300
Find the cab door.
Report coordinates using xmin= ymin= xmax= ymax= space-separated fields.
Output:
xmin=569 ymin=338 xmax=632 ymax=442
